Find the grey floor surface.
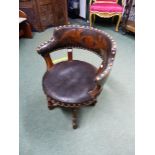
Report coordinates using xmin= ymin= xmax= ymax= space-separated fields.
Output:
xmin=19 ymin=23 xmax=135 ymax=155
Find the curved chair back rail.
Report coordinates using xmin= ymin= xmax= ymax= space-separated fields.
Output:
xmin=36 ymin=25 xmax=116 ymax=86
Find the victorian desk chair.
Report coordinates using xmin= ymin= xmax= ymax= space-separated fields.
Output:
xmin=36 ymin=25 xmax=116 ymax=129
xmin=89 ymin=0 xmax=125 ymax=31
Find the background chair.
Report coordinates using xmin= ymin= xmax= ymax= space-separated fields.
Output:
xmin=36 ymin=25 xmax=116 ymax=129
xmin=19 ymin=10 xmax=32 ymax=38
xmin=89 ymin=0 xmax=125 ymax=31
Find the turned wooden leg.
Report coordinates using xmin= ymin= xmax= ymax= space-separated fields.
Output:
xmin=89 ymin=13 xmax=93 ymax=27
xmin=115 ymin=14 xmax=122 ymax=32
xmin=72 ymin=108 xmax=78 ymax=129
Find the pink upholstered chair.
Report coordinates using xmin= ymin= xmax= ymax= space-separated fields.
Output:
xmin=89 ymin=0 xmax=125 ymax=31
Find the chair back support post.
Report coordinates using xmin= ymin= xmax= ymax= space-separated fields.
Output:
xmin=67 ymin=48 xmax=73 ymax=61
xmin=43 ymin=54 xmax=54 ymax=70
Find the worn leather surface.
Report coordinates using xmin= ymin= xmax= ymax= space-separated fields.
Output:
xmin=43 ymin=60 xmax=97 ymax=103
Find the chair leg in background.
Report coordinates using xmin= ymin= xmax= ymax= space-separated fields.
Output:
xmin=115 ymin=14 xmax=122 ymax=32
xmin=21 ymin=22 xmax=32 ymax=38
xmin=89 ymin=13 xmax=93 ymax=27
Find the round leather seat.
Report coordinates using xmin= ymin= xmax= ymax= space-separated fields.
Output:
xmin=43 ymin=60 xmax=97 ymax=103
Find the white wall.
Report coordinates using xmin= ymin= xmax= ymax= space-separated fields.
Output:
xmin=79 ymin=0 xmax=86 ymax=18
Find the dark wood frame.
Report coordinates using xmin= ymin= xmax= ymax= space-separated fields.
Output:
xmin=36 ymin=25 xmax=116 ymax=129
